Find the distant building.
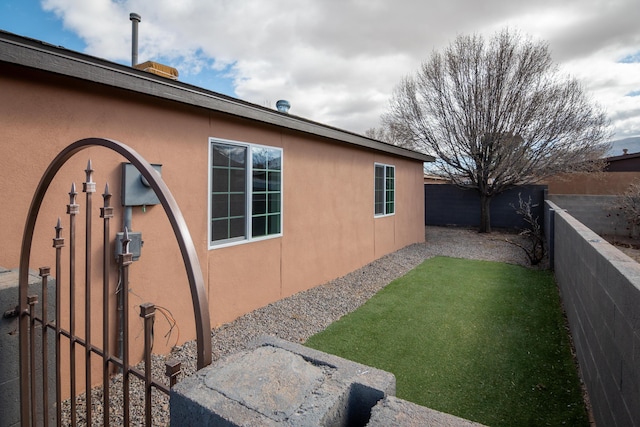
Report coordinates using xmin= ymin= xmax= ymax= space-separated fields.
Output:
xmin=423 ymin=174 xmax=451 ymax=184
xmin=546 ymin=151 xmax=640 ymax=195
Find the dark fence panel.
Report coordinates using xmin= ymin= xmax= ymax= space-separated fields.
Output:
xmin=425 ymin=184 xmax=547 ymax=230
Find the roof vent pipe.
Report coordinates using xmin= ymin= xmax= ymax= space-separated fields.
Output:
xmin=130 ymin=13 xmax=141 ymax=66
xmin=276 ymin=100 xmax=291 ymax=113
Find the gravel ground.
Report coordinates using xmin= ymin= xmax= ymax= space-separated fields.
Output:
xmin=65 ymin=226 xmax=536 ymax=426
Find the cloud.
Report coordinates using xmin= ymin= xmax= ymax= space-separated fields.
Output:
xmin=40 ymin=0 xmax=640 ymax=138
xmin=42 ymin=0 xmax=129 ymax=60
xmin=540 ymin=1 xmax=640 ymax=62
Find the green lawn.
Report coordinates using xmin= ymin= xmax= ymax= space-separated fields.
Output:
xmin=305 ymin=256 xmax=588 ymax=426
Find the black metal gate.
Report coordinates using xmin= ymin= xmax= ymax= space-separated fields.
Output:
xmin=18 ymin=138 xmax=212 ymax=426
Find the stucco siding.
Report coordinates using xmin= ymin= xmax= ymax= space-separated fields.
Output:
xmin=1 ymin=61 xmax=426 ymax=356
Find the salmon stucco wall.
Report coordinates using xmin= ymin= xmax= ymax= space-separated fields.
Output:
xmin=545 ymin=171 xmax=640 ymax=195
xmin=1 ymin=63 xmax=425 ymax=367
xmin=205 ymin=120 xmax=425 ymax=325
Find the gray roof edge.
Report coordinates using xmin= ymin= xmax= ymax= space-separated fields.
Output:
xmin=605 ymin=152 xmax=640 ymax=162
xmin=0 ymin=31 xmax=434 ymax=163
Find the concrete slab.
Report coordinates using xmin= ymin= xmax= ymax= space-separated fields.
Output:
xmin=204 ymin=346 xmax=327 ymax=422
xmin=171 ymin=336 xmax=395 ymax=426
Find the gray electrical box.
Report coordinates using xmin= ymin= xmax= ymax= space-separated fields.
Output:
xmin=121 ymin=163 xmax=162 ymax=206
xmin=114 ymin=231 xmax=143 ymax=261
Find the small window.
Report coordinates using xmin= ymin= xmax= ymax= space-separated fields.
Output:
xmin=210 ymin=138 xmax=282 ymax=247
xmin=374 ymin=163 xmax=395 ymax=216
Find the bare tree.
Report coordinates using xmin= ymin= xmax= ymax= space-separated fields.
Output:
xmin=608 ymin=180 xmax=640 ymax=237
xmin=364 ymin=127 xmax=390 ymax=141
xmin=381 ymin=29 xmax=611 ymax=232
xmin=363 ymin=126 xmax=404 ymax=146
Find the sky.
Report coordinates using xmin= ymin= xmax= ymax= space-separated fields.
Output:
xmin=1 ymin=0 xmax=638 ymax=141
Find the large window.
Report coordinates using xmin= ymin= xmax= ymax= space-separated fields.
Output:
xmin=374 ymin=163 xmax=395 ymax=216
xmin=210 ymin=138 xmax=282 ymax=247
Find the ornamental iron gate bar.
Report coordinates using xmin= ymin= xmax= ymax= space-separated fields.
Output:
xmin=18 ymin=138 xmax=212 ymax=426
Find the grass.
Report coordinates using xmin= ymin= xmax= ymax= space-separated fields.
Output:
xmin=305 ymin=256 xmax=588 ymax=426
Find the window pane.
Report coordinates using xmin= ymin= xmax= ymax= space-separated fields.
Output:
xmin=252 ymin=147 xmax=269 ymax=169
xmin=212 ymin=168 xmax=229 ymax=192
xmin=374 ymin=201 xmax=384 ymax=215
xmin=253 ymin=170 xmax=267 ymax=191
xmin=386 ymin=201 xmax=395 ymax=214
xmin=375 ymin=167 xmax=384 ymax=193
xmin=268 ymin=171 xmax=281 ymax=191
xmin=228 ymin=146 xmax=246 ymax=167
xmin=213 ymin=144 xmax=247 ymax=167
xmin=230 ymin=193 xmax=246 ymax=217
xmin=230 ymin=169 xmax=246 ymax=192
xmin=252 ymin=216 xmax=266 ymax=237
xmin=375 ymin=185 xmax=384 ymax=199
xmin=268 ymin=214 xmax=281 ymax=234
xmin=211 ymin=142 xmax=248 ymax=243
xmin=374 ymin=165 xmax=384 ymax=215
xmin=375 ymin=186 xmax=384 ymax=205
xmin=268 ymin=150 xmax=282 ymax=170
xmin=386 ymin=165 xmax=394 ymax=178
xmin=212 ymin=146 xmax=230 ymax=167
xmin=229 ymin=217 xmax=245 ymax=238
xmin=211 ymin=194 xmax=228 ymax=219
xmin=251 ymin=147 xmax=281 ymax=238
xmin=253 ymin=193 xmax=266 ymax=215
xmin=268 ymin=193 xmax=281 ymax=213
xmin=211 ymin=219 xmax=228 ymax=241
xmin=386 ymin=166 xmax=395 ymax=191
xmin=385 ymin=166 xmax=395 ymax=214
xmin=375 ymin=165 xmax=384 ymax=182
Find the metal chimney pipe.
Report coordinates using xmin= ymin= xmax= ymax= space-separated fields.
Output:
xmin=130 ymin=13 xmax=141 ymax=66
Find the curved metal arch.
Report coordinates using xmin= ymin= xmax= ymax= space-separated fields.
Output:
xmin=19 ymin=138 xmax=212 ymax=415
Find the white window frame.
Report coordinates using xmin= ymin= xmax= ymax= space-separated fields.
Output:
xmin=208 ymin=137 xmax=283 ymax=249
xmin=374 ymin=163 xmax=395 ymax=217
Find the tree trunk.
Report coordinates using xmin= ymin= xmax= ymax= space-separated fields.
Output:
xmin=479 ymin=193 xmax=492 ymax=233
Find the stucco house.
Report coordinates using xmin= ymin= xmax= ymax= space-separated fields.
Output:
xmin=0 ymin=30 xmax=433 ymax=357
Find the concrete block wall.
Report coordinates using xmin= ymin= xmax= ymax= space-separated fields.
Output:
xmin=547 ymin=194 xmax=632 ymax=237
xmin=547 ymin=201 xmax=640 ymax=426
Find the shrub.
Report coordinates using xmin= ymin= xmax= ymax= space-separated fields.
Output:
xmin=507 ymin=194 xmax=545 ymax=265
xmin=608 ymin=180 xmax=640 ymax=237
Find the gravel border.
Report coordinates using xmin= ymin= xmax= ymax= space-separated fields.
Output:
xmin=66 ymin=226 xmax=536 ymax=425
